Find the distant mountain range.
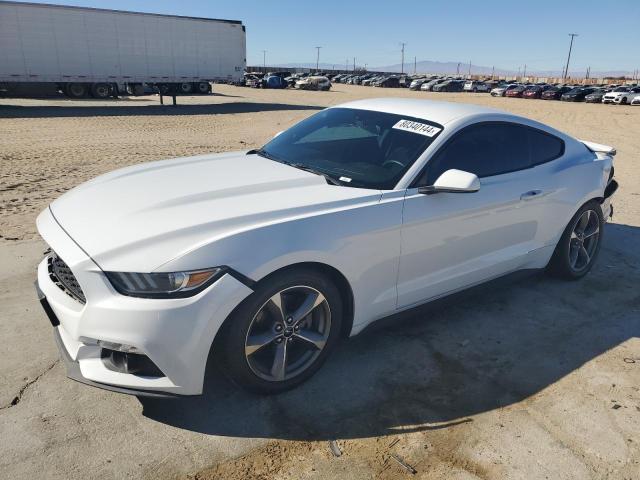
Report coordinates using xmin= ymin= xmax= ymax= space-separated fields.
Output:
xmin=259 ymin=60 xmax=634 ymax=78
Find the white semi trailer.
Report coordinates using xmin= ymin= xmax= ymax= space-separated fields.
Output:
xmin=0 ymin=1 xmax=246 ymax=98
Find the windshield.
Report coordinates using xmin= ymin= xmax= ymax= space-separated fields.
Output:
xmin=613 ymin=87 xmax=629 ymax=92
xmin=259 ymin=108 xmax=443 ymax=190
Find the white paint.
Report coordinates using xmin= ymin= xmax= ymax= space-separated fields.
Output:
xmin=36 ymin=99 xmax=615 ymax=395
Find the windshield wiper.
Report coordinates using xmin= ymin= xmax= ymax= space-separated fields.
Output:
xmin=248 ymin=149 xmax=343 ymax=186
xmin=285 ymin=162 xmax=344 ymax=186
xmin=247 ymin=148 xmax=280 ymax=161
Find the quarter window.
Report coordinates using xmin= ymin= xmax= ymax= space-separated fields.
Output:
xmin=528 ymin=128 xmax=564 ymax=165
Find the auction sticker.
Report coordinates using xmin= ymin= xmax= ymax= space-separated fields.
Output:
xmin=393 ymin=120 xmax=441 ymax=137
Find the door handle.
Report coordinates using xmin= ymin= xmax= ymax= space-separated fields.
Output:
xmin=520 ymin=190 xmax=543 ymax=200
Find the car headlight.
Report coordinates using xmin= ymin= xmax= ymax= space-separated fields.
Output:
xmin=105 ymin=268 xmax=224 ymax=298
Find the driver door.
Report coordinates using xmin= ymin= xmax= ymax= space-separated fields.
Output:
xmin=396 ymin=122 xmax=546 ymax=309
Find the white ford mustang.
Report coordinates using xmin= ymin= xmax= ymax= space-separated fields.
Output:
xmin=36 ymin=99 xmax=618 ymax=396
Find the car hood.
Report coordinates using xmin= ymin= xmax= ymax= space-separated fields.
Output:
xmin=49 ymin=151 xmax=380 ymax=272
xmin=605 ymin=92 xmax=623 ymax=97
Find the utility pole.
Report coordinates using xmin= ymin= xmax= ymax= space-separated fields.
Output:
xmin=365 ymin=63 xmax=368 ymax=71
xmin=353 ymin=57 xmax=356 ymax=72
xmin=414 ymin=56 xmax=416 ymax=74
xmin=262 ymin=50 xmax=266 ymax=69
xmin=315 ymin=46 xmax=321 ymax=72
xmin=586 ymin=66 xmax=590 ymax=79
xmin=563 ymin=33 xmax=578 ymax=80
xmin=400 ymin=42 xmax=406 ymax=74
xmin=468 ymin=60 xmax=471 ymax=77
xmin=523 ymin=64 xmax=527 ymax=79
xmin=456 ymin=62 xmax=461 ymax=75
xmin=491 ymin=66 xmax=495 ymax=79
xmin=346 ymin=58 xmax=349 ymax=72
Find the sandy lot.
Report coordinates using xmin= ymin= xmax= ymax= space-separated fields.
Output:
xmin=1 ymin=85 xmax=639 ymax=479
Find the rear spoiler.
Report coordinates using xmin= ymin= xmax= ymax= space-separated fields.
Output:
xmin=581 ymin=140 xmax=616 ymax=156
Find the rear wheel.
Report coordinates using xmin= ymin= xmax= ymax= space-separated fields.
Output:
xmin=218 ymin=269 xmax=343 ymax=393
xmin=197 ymin=82 xmax=210 ymax=94
xmin=90 ymin=83 xmax=111 ymax=99
xmin=65 ymin=83 xmax=87 ymax=98
xmin=547 ymin=201 xmax=603 ymax=279
xmin=179 ymin=82 xmax=193 ymax=94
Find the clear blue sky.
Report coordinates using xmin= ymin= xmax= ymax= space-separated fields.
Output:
xmin=23 ymin=0 xmax=640 ymax=73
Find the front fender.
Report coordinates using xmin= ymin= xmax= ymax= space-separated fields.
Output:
xmin=159 ymin=195 xmax=405 ymax=328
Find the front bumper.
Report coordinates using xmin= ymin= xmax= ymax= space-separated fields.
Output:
xmin=37 ymin=282 xmax=178 ymax=397
xmin=36 ymin=208 xmax=254 ymax=396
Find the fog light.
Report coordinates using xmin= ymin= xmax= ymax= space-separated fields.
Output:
xmin=96 ymin=340 xmax=139 ymax=354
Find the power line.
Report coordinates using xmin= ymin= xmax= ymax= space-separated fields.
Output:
xmin=563 ymin=33 xmax=578 ymax=80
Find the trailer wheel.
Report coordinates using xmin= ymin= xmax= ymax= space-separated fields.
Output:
xmin=158 ymin=84 xmax=170 ymax=95
xmin=65 ymin=83 xmax=88 ymax=98
xmin=197 ymin=82 xmax=210 ymax=94
xmin=179 ymin=82 xmax=193 ymax=94
xmin=90 ymin=83 xmax=111 ymax=99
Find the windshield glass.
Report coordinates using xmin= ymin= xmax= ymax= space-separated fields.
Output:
xmin=259 ymin=108 xmax=443 ymax=190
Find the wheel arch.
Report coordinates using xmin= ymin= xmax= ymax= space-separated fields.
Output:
xmin=252 ymin=261 xmax=355 ymax=339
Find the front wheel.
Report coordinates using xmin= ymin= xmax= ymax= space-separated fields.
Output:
xmin=217 ymin=269 xmax=343 ymax=393
xmin=547 ymin=201 xmax=604 ymax=280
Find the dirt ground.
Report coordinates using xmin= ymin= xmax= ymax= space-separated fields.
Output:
xmin=0 ymin=85 xmax=639 ymax=479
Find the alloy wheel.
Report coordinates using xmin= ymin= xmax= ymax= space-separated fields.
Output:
xmin=569 ymin=209 xmax=600 ymax=272
xmin=244 ymin=286 xmax=331 ymax=382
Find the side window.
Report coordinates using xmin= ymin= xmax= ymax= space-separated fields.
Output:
xmin=528 ymin=129 xmax=564 ymax=165
xmin=419 ymin=123 xmax=530 ymax=185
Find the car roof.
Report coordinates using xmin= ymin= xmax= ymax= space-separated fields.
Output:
xmin=332 ymin=98 xmax=506 ymax=125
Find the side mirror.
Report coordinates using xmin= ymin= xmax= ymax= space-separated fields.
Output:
xmin=418 ymin=169 xmax=480 ymax=195
xmin=273 ymin=130 xmax=284 ymax=138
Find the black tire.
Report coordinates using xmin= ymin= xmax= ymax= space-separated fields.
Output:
xmin=217 ymin=268 xmax=343 ymax=394
xmin=65 ymin=83 xmax=87 ymax=98
xmin=547 ymin=200 xmax=604 ymax=280
xmin=90 ymin=83 xmax=111 ymax=99
xmin=179 ymin=82 xmax=193 ymax=94
xmin=197 ymin=82 xmax=210 ymax=94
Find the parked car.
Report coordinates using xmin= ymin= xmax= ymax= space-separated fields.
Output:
xmin=374 ymin=76 xmax=400 ymax=88
xmin=463 ymin=81 xmax=490 ymax=92
xmin=36 ymin=99 xmax=617 ymax=396
xmin=409 ymin=78 xmax=428 ymax=90
xmin=522 ymin=85 xmax=552 ymax=99
xmin=295 ymin=76 xmax=331 ymax=91
xmin=602 ymin=86 xmax=640 ymax=104
xmin=561 ymin=87 xmax=596 ymax=102
xmin=584 ymin=88 xmax=610 ymax=103
xmin=541 ymin=86 xmax=573 ymax=100
xmin=491 ymin=83 xmax=519 ymax=97
xmin=505 ymin=85 xmax=527 ymax=98
xmin=245 ymin=75 xmax=262 ymax=88
xmin=362 ymin=76 xmax=381 ymax=86
xmin=421 ymin=79 xmax=446 ymax=91
xmin=484 ymin=80 xmax=504 ymax=91
xmin=631 ymin=95 xmax=640 ymax=105
xmin=432 ymin=80 xmax=464 ymax=92
xmin=262 ymin=75 xmax=288 ymax=89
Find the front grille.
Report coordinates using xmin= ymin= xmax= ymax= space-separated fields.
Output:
xmin=48 ymin=253 xmax=86 ymax=304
